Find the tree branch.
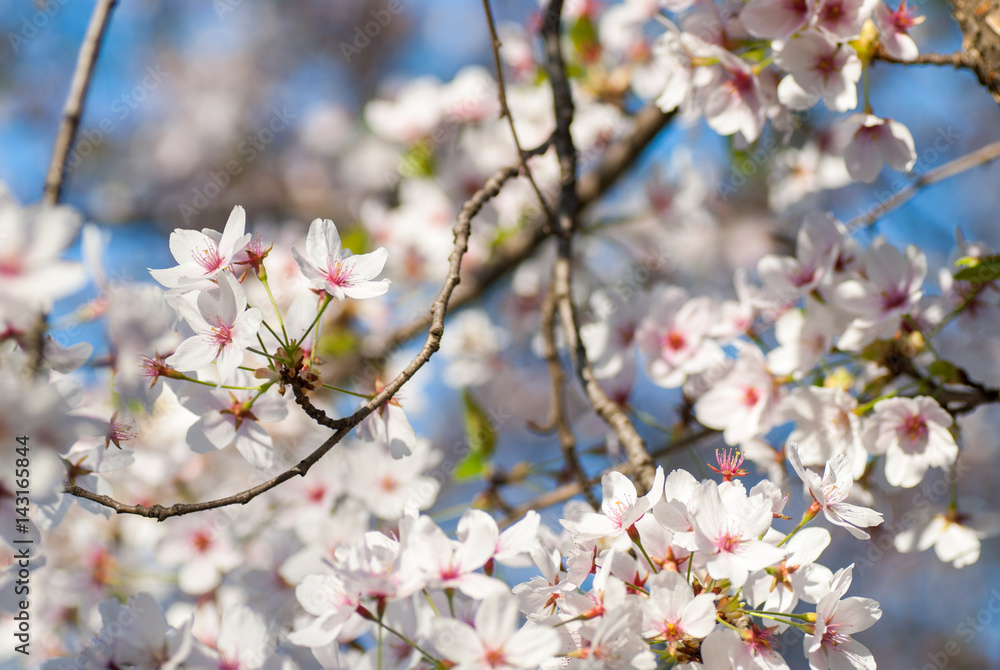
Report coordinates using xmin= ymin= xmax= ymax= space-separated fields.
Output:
xmin=948 ymin=0 xmax=1000 ymax=102
xmin=541 ymin=0 xmax=656 ymax=493
xmin=65 ymin=164 xmax=521 ymax=520
xmin=847 ymin=138 xmax=1000 ymax=230
xmin=326 ymin=103 xmax=675 ymax=383
xmin=482 ymin=0 xmax=557 ymax=228
xmin=529 ymin=282 xmax=601 ymax=509
xmin=43 ymin=0 xmax=119 ymax=206
xmin=873 ymin=47 xmax=972 ymax=69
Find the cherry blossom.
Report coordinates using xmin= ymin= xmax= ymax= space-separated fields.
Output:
xmin=562 ymin=467 xmax=665 ymax=543
xmin=432 ymin=591 xmax=561 ymax=670
xmin=167 ymin=271 xmax=263 ymax=383
xmin=0 ymin=196 xmax=86 ymax=318
xmin=862 ymin=396 xmax=958 ymax=488
xmin=637 ymin=287 xmax=722 ymax=388
xmin=805 ymin=565 xmax=881 ymax=670
xmin=690 ymin=480 xmax=786 ymax=587
xmin=292 ymin=217 xmax=390 ymax=301
xmin=695 ymin=344 xmax=784 ymax=446
xmin=775 ymin=31 xmax=863 ymax=112
xmin=641 ymin=570 xmax=717 ymax=644
xmin=874 ymin=0 xmax=924 ymax=61
xmin=893 ymin=504 xmax=1000 ymax=568
xmin=842 ymin=113 xmax=917 ymax=183
xmin=834 ymin=239 xmax=927 ymax=349
xmin=149 ymin=205 xmax=252 ymax=291
xmin=787 ymin=442 xmax=884 ymax=539
xmin=178 ymin=370 xmax=288 ymax=469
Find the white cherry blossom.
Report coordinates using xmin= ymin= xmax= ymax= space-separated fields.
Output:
xmin=292 ymin=217 xmax=390 ymax=300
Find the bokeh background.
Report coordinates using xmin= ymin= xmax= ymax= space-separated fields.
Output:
xmin=2 ymin=0 xmax=1000 ymax=667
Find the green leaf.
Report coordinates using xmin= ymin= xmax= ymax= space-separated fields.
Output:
xmin=954 ymin=255 xmax=1000 ymax=284
xmin=454 ymin=389 xmax=496 ymax=481
xmin=341 ymin=226 xmax=370 ymax=255
xmin=317 ymin=327 xmax=357 ymax=358
xmin=570 ymin=16 xmax=599 ymax=59
xmin=453 ymin=449 xmax=485 ymax=481
xmin=928 ymin=360 xmax=960 ymax=383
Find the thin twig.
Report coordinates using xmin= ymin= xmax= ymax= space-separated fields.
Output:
xmin=847 ymin=138 xmax=1000 ymax=230
xmin=43 ymin=0 xmax=119 ymax=205
xmin=873 ymin=47 xmax=971 ymax=69
xmin=482 ymin=0 xmax=557 ymax=228
xmin=326 ymin=104 xmax=676 ymax=383
xmin=65 ymin=165 xmax=521 ymax=520
xmin=541 ymin=0 xmax=657 ymax=493
xmin=530 ymin=283 xmax=600 ymax=509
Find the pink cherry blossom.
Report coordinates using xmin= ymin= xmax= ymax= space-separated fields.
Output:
xmin=179 ymin=370 xmax=287 ymax=469
xmin=694 ymin=344 xmax=783 ymax=446
xmin=787 ymin=442 xmax=884 ymax=539
xmin=167 ymin=271 xmax=263 ymax=383
xmin=149 ymin=205 xmax=251 ymax=291
xmin=431 ymin=591 xmax=561 ymax=670
xmin=637 ymin=287 xmax=722 ymax=388
xmin=691 ymin=481 xmax=786 ymax=587
xmin=562 ymin=467 xmax=665 ymax=542
xmin=842 ymin=113 xmax=917 ymax=183
xmin=776 ymin=31 xmax=862 ymax=112
xmin=292 ymin=217 xmax=390 ymax=300
xmin=875 ymin=0 xmax=924 ymax=61
xmin=741 ymin=0 xmax=816 ymax=39
xmin=641 ymin=571 xmax=717 ymax=643
xmin=834 ymin=239 xmax=927 ymax=349
xmin=805 ymin=565 xmax=881 ymax=670
xmin=862 ymin=396 xmax=957 ymax=488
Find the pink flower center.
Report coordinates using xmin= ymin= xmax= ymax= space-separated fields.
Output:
xmin=605 ymin=496 xmax=635 ymax=528
xmin=728 ymin=68 xmax=755 ymax=96
xmin=192 ymin=530 xmax=213 ymax=553
xmin=783 ymin=0 xmax=809 ymax=18
xmin=662 ymin=330 xmax=687 ymax=352
xmin=898 ymin=414 xmax=928 ymax=446
xmin=207 ymin=318 xmax=236 ymax=353
xmin=660 ymin=621 xmax=683 ymax=642
xmin=820 ymin=0 xmax=845 ymax=25
xmin=891 ymin=1 xmax=920 ymax=30
xmin=484 ymin=648 xmax=507 ymax=668
xmin=323 ymin=259 xmax=351 ymax=287
xmin=879 ymin=286 xmax=910 ymax=312
xmin=717 ymin=530 xmax=741 ymax=553
xmin=193 ymin=242 xmax=224 ymax=274
xmin=743 ymin=386 xmax=762 ymax=407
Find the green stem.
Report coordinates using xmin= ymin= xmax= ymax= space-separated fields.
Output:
xmin=322 ymin=383 xmax=375 ymax=400
xmin=631 ymin=535 xmax=659 ymax=576
xmin=259 ymin=274 xmax=289 ymax=347
xmin=299 ymin=294 xmax=333 ymax=346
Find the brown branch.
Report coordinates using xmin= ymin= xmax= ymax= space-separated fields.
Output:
xmin=873 ymin=46 xmax=971 ymax=68
xmin=65 ymin=164 xmax=521 ymax=520
xmin=948 ymin=0 xmax=1000 ymax=102
xmin=541 ymin=0 xmax=656 ymax=494
xmin=529 ymin=283 xmax=600 ymax=509
xmin=847 ymin=138 xmax=1000 ymax=230
xmin=327 ymin=103 xmax=676 ymax=383
xmin=482 ymin=0 xmax=557 ymax=228
xmin=43 ymin=0 xmax=119 ymax=205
